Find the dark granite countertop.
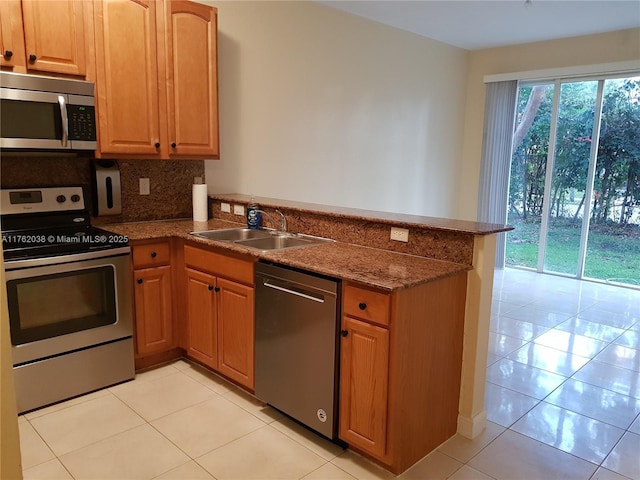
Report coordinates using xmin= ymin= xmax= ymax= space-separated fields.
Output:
xmin=104 ymin=219 xmax=471 ymax=291
xmin=211 ymin=193 xmax=513 ymax=236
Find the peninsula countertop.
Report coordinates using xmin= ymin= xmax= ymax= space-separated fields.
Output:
xmin=103 ymin=218 xmax=471 ymax=291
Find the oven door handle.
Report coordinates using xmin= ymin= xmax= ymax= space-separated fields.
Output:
xmin=58 ymin=95 xmax=69 ymax=147
xmin=4 ymin=246 xmax=131 ymax=271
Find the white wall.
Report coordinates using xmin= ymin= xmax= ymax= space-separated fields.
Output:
xmin=202 ymin=1 xmax=468 ymax=218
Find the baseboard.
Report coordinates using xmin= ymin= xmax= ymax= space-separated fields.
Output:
xmin=457 ymin=410 xmax=487 ymax=439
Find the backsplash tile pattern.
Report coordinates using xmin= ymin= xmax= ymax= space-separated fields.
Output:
xmin=0 ymin=156 xmax=204 ymax=224
xmin=211 ymin=199 xmax=475 ymax=265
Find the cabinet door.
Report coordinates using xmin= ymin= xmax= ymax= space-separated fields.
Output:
xmin=165 ymin=1 xmax=219 ymax=157
xmin=217 ymin=277 xmax=254 ymax=389
xmin=0 ymin=0 xmax=26 ymax=70
xmin=339 ymin=316 xmax=389 ymax=458
xmin=94 ymin=0 xmax=162 ymax=156
xmin=134 ymin=265 xmax=174 ymax=355
xmin=185 ymin=267 xmax=218 ymax=369
xmin=21 ymin=0 xmax=85 ymax=75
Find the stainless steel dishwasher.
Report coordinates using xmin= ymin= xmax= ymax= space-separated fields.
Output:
xmin=255 ymin=262 xmax=340 ymax=439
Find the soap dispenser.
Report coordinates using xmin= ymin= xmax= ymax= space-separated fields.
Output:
xmin=247 ymin=196 xmax=261 ymax=229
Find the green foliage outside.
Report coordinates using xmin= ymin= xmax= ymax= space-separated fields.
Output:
xmin=506 ymin=216 xmax=640 ymax=285
xmin=506 ymin=77 xmax=640 ymax=286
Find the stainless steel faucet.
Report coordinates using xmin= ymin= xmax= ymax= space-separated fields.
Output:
xmin=256 ymin=209 xmax=287 ymax=232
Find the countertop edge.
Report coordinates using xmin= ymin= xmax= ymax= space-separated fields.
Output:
xmin=210 ymin=193 xmax=513 ymax=236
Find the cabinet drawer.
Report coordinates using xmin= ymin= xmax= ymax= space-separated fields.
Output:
xmin=343 ymin=283 xmax=390 ymax=327
xmin=184 ymin=245 xmax=254 ymax=286
xmin=132 ymin=241 xmax=171 ymax=268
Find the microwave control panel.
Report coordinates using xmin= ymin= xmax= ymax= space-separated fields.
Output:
xmin=67 ymin=105 xmax=96 ymax=141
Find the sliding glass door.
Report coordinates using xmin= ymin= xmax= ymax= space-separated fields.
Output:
xmin=506 ymin=75 xmax=640 ymax=288
xmin=541 ymin=80 xmax=599 ymax=276
xmin=583 ymin=78 xmax=640 ymax=285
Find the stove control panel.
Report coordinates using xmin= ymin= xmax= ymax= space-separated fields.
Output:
xmin=1 ymin=187 xmax=85 ymax=215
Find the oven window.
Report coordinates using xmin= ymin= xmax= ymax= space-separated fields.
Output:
xmin=7 ymin=266 xmax=117 ymax=345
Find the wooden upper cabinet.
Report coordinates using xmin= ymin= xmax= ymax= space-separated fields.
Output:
xmin=165 ymin=1 xmax=218 ymax=157
xmin=21 ymin=0 xmax=86 ymax=75
xmin=0 ymin=0 xmax=26 ymax=70
xmin=93 ymin=0 xmax=161 ymax=156
xmin=92 ymin=0 xmax=219 ymax=159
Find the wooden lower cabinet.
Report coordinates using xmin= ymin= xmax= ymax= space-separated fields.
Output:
xmin=132 ymin=240 xmax=176 ymax=361
xmin=183 ymin=243 xmax=255 ymax=390
xmin=185 ymin=267 xmax=217 ymax=369
xmin=216 ymin=277 xmax=254 ymax=387
xmin=339 ymin=316 xmax=389 ymax=458
xmin=339 ymin=273 xmax=468 ymax=474
xmin=133 ymin=265 xmax=173 ymax=355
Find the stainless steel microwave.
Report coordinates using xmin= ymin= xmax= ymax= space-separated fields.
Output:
xmin=0 ymin=71 xmax=97 ymax=151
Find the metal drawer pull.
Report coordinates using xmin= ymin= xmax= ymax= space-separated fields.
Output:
xmin=263 ymin=280 xmax=325 ymax=303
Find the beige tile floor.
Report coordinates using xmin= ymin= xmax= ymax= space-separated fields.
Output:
xmin=19 ymin=268 xmax=640 ymax=479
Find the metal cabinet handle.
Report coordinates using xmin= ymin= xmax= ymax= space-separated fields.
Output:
xmin=28 ymin=54 xmax=36 ymax=62
xmin=58 ymin=95 xmax=69 ymax=147
xmin=215 ymin=286 xmax=220 ymax=292
xmin=136 ymin=278 xmax=143 ymax=284
xmin=150 ymin=251 xmax=157 ymax=258
xmin=154 ymin=142 xmax=160 ymax=148
xmin=4 ymin=50 xmax=13 ymax=59
xmin=208 ymin=285 xmax=214 ymax=291
xmin=358 ymin=302 xmax=367 ymax=310
xmin=263 ymin=280 xmax=325 ymax=303
xmin=341 ymin=330 xmax=349 ymax=337
xmin=171 ymin=142 xmax=176 ymax=148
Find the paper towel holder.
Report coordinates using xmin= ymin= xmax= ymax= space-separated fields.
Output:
xmin=91 ymin=160 xmax=122 ymax=216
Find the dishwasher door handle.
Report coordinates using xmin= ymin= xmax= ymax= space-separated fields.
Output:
xmin=262 ymin=279 xmax=325 ymax=303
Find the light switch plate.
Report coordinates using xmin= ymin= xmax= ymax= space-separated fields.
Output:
xmin=221 ymin=202 xmax=231 ymax=213
xmin=233 ymin=204 xmax=245 ymax=216
xmin=139 ymin=178 xmax=150 ymax=195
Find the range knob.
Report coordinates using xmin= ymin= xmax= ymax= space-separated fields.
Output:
xmin=56 ymin=195 xmax=66 ymax=203
xmin=71 ymin=194 xmax=81 ymax=202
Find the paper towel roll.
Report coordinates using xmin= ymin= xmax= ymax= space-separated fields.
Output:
xmin=192 ymin=184 xmax=208 ymax=222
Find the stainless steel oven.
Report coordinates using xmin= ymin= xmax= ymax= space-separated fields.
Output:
xmin=1 ymin=186 xmax=134 ymax=413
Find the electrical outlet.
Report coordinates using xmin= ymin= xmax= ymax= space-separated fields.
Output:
xmin=139 ymin=178 xmax=150 ymax=195
xmin=233 ymin=204 xmax=245 ymax=216
xmin=390 ymin=227 xmax=409 ymax=242
xmin=221 ymin=202 xmax=231 ymax=213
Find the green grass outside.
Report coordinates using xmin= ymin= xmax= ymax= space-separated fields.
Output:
xmin=505 ymin=217 xmax=640 ymax=286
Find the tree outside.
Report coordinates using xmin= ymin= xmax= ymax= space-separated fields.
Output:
xmin=506 ymin=76 xmax=640 ymax=286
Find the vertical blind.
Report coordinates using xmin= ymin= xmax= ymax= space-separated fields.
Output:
xmin=477 ymin=80 xmax=518 ymax=268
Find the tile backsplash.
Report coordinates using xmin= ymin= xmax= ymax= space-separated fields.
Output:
xmin=0 ymin=156 xmax=205 ymax=224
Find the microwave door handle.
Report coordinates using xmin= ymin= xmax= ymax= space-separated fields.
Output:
xmin=58 ymin=95 xmax=69 ymax=147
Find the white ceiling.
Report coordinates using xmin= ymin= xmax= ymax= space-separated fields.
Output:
xmin=317 ymin=0 xmax=640 ymax=50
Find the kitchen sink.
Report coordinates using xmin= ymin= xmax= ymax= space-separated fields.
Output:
xmin=190 ymin=228 xmax=273 ymax=242
xmin=189 ymin=228 xmax=333 ymax=251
